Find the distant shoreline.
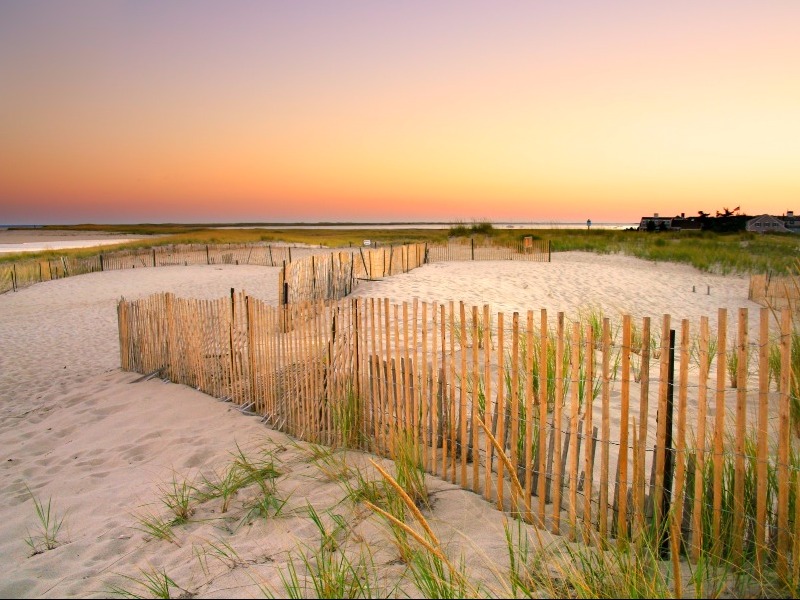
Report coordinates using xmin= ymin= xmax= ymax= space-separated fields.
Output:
xmin=1 ymin=221 xmax=638 ymax=231
xmin=0 ymin=229 xmax=160 ymax=254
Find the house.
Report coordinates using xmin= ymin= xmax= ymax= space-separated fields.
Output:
xmin=779 ymin=210 xmax=800 ymax=233
xmin=638 ymin=213 xmax=672 ymax=231
xmin=746 ymin=214 xmax=790 ymax=233
xmin=669 ymin=214 xmax=703 ymax=231
xmin=638 ymin=212 xmax=702 ymax=232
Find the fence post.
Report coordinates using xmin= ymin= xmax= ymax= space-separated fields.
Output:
xmin=11 ymin=263 xmax=17 ymax=292
xmin=659 ymin=328 xmax=676 ymax=558
xmin=471 ymin=238 xmax=475 ymax=260
xmin=152 ymin=247 xmax=157 ymax=267
xmin=311 ymin=255 xmax=316 ymax=299
xmin=229 ymin=288 xmax=236 ymax=402
xmin=359 ymin=247 xmax=369 ymax=279
xmin=352 ymin=298 xmax=360 ymax=399
xmin=282 ymin=261 xmax=289 ymax=305
xmin=348 ymin=254 xmax=354 ymax=295
xmin=206 ymin=245 xmax=210 ymax=264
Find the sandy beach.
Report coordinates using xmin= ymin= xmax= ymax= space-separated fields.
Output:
xmin=0 ymin=247 xmax=764 ymax=598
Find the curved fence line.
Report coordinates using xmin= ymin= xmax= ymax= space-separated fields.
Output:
xmin=277 ymin=240 xmax=551 ymax=306
xmin=117 ymin=291 xmax=800 ymax=575
xmin=1 ymin=239 xmax=550 ymax=296
xmin=0 ymin=243 xmax=340 ymax=294
xmin=277 ymin=243 xmax=428 ymax=306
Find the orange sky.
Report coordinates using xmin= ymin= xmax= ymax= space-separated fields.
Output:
xmin=1 ymin=1 xmax=798 ymax=224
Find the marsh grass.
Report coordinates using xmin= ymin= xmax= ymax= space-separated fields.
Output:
xmin=8 ymin=225 xmax=800 ymax=275
xmin=24 ymin=486 xmax=66 ymax=555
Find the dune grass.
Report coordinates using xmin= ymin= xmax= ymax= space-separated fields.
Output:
xmin=24 ymin=486 xmax=66 ymax=555
xmin=105 ymin=420 xmax=800 ymax=599
xmin=107 ymin=565 xmax=185 ymax=599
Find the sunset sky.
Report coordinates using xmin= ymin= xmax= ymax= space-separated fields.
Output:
xmin=1 ymin=1 xmax=798 ymax=225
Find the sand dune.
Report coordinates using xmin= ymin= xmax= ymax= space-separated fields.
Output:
xmin=0 ymin=251 xmax=762 ymax=598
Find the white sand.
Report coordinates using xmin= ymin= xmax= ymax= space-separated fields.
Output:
xmin=352 ymin=251 xmax=761 ymax=337
xmin=0 ymin=250 xmax=764 ymax=598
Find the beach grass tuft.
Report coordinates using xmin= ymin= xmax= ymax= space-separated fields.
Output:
xmin=158 ymin=474 xmax=195 ymax=525
xmin=132 ymin=510 xmax=180 ymax=545
xmin=107 ymin=566 xmax=183 ymax=599
xmin=24 ymin=486 xmax=66 ymax=555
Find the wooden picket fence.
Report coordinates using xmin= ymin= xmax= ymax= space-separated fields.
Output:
xmin=276 ymin=240 xmax=549 ymax=307
xmin=750 ymin=272 xmax=800 ymax=312
xmin=427 ymin=238 xmax=550 ymax=263
xmin=118 ymin=291 xmax=800 ymax=573
xmin=277 ymin=244 xmax=427 ymax=306
xmin=1 ymin=239 xmax=548 ymax=296
xmin=0 ymin=243 xmax=302 ymax=294
xmin=0 ymin=254 xmax=104 ymax=293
